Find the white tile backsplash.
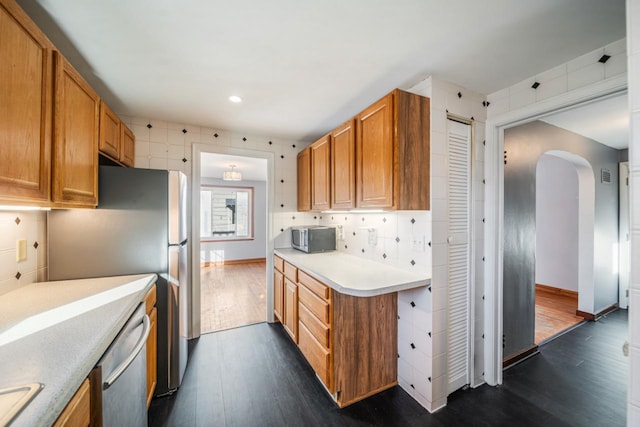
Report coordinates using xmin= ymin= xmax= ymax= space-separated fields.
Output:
xmin=0 ymin=211 xmax=47 ymax=296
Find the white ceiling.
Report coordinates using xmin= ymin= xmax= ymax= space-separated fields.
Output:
xmin=200 ymin=153 xmax=267 ymax=181
xmin=541 ymin=93 xmax=629 ymax=150
xmin=17 ymin=0 xmax=626 ymax=142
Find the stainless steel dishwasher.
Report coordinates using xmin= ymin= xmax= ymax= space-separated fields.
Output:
xmin=97 ymin=302 xmax=150 ymax=427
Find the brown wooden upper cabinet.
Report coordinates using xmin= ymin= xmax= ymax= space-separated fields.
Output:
xmin=52 ymin=51 xmax=99 ymax=207
xmin=356 ymin=89 xmax=430 ymax=210
xmin=120 ymin=124 xmax=136 ymax=167
xmin=310 ymin=134 xmax=331 ymax=211
xmin=0 ymin=0 xmax=135 ymax=208
xmin=331 ymin=119 xmax=356 ymax=209
xmin=99 ymin=100 xmax=136 ymax=167
xmin=0 ymin=0 xmax=53 ymax=206
xmin=297 ymin=89 xmax=429 ymax=212
xmin=297 ymin=147 xmax=311 ymax=211
xmin=99 ymin=100 xmax=121 ymax=160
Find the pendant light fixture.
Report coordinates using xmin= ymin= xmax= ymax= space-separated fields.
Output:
xmin=223 ymin=164 xmax=242 ymax=181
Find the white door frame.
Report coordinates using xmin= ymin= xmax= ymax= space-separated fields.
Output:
xmin=483 ymin=75 xmax=627 ymax=386
xmin=190 ymin=144 xmax=276 ymax=339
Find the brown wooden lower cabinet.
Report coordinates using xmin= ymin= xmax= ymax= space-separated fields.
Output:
xmin=53 ymin=377 xmax=92 ymax=427
xmin=277 ymin=255 xmax=398 ymax=407
xmin=274 ymin=269 xmax=284 ymax=322
xmin=283 ymin=278 xmax=298 ymax=342
xmin=144 ymin=285 xmax=157 ymax=407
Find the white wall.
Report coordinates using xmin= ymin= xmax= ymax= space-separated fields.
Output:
xmin=121 ymin=116 xmax=317 ymax=249
xmin=626 ymin=0 xmax=640 ymax=423
xmin=0 ymin=211 xmax=47 ymax=295
xmin=200 ymin=178 xmax=267 ymax=262
xmin=535 ymin=154 xmax=579 ymax=291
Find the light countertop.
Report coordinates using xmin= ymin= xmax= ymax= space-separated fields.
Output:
xmin=274 ymin=249 xmax=430 ymax=297
xmin=0 ymin=273 xmax=157 ymax=427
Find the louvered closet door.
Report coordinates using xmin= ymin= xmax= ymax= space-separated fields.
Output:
xmin=446 ymin=119 xmax=472 ymax=395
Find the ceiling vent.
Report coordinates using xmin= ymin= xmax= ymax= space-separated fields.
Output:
xmin=601 ymin=168 xmax=611 ymax=184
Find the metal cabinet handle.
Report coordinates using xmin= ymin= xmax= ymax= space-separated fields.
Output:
xmin=103 ymin=314 xmax=151 ymax=389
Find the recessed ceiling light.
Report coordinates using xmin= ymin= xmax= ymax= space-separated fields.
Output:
xmin=229 ymin=95 xmax=242 ymax=103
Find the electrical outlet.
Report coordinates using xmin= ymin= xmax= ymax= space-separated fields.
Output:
xmin=368 ymin=228 xmax=377 ymax=246
xmin=16 ymin=239 xmax=27 ymax=262
xmin=412 ymin=237 xmax=425 ymax=252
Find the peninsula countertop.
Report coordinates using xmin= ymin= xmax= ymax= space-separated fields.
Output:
xmin=274 ymin=248 xmax=430 ymax=297
xmin=0 ymin=273 xmax=157 ymax=427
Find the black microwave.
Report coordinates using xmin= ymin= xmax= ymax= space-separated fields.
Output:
xmin=291 ymin=226 xmax=336 ymax=253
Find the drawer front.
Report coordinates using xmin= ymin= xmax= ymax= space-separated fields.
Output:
xmin=298 ymin=322 xmax=331 ymax=390
xmin=298 ymin=270 xmax=330 ymax=300
xmin=298 ymin=283 xmax=330 ymax=324
xmin=274 ymin=255 xmax=284 ymax=272
xmin=284 ymin=261 xmax=297 ymax=282
xmin=299 ymin=302 xmax=330 ymax=348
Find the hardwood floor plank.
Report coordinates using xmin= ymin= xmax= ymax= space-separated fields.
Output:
xmin=200 ymin=262 xmax=267 ymax=333
xmin=535 ymin=286 xmax=583 ymax=344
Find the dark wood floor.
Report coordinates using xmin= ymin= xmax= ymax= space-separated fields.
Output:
xmin=148 ymin=309 xmax=628 ymax=427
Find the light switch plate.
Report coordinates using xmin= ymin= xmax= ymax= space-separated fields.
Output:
xmin=16 ymin=239 xmax=27 ymax=262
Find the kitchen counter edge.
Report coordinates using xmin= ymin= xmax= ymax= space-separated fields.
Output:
xmin=274 ymin=248 xmax=430 ymax=296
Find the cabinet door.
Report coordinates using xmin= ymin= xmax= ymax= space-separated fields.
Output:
xmin=274 ymin=269 xmax=284 ymax=322
xmin=356 ymin=93 xmax=394 ymax=208
xmin=283 ymin=277 xmax=298 ymax=343
xmin=331 ymin=120 xmax=355 ymax=209
xmin=0 ymin=1 xmax=53 ymax=204
xmin=53 ymin=378 xmax=90 ymax=427
xmin=297 ymin=147 xmax=311 ymax=211
xmin=120 ymin=124 xmax=136 ymax=167
xmin=146 ymin=306 xmax=157 ymax=408
xmin=311 ymin=134 xmax=330 ymax=211
xmin=52 ymin=52 xmax=99 ymax=207
xmin=99 ymin=100 xmax=120 ymax=160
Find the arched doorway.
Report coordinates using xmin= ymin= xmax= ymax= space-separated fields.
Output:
xmin=534 ymin=151 xmax=594 ymax=343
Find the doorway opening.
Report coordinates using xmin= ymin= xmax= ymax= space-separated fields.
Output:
xmin=198 ymin=152 xmax=269 ymax=334
xmin=534 ymin=151 xmax=593 ymax=344
xmin=484 ymin=77 xmax=628 ymax=385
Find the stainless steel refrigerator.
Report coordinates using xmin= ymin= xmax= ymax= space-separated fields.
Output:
xmin=48 ymin=165 xmax=189 ymax=396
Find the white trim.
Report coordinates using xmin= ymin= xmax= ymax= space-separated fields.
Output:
xmin=483 ymin=74 xmax=627 ymax=386
xmin=191 ymin=144 xmax=276 ymax=339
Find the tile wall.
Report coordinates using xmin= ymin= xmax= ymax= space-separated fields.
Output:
xmin=0 ymin=211 xmax=47 ymax=295
xmin=319 ymin=212 xmax=431 ymax=276
xmin=487 ymin=38 xmax=627 ymax=115
xmin=626 ymin=0 xmax=640 ymax=423
xmin=120 ymin=116 xmax=315 ymax=254
xmin=401 ymin=77 xmax=487 ymax=411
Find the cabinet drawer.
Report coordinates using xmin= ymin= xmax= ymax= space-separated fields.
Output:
xmin=299 ymin=302 xmax=330 ymax=348
xmin=298 ymin=270 xmax=330 ymax=300
xmin=284 ymin=261 xmax=297 ymax=282
xmin=274 ymin=255 xmax=284 ymax=272
xmin=299 ymin=283 xmax=330 ymax=324
xmin=298 ymin=322 xmax=331 ymax=390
